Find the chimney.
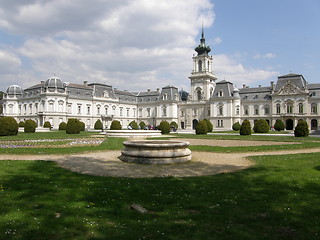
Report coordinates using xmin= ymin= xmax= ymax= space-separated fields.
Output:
xmin=157 ymin=88 xmax=160 ymax=92
xmin=83 ymin=81 xmax=88 ymax=86
xmin=147 ymin=89 xmax=151 ymax=92
xmin=271 ymin=81 xmax=275 ymax=90
xmin=259 ymin=85 xmax=261 ymax=88
xmin=41 ymin=81 xmax=45 ymax=84
xmin=243 ymin=84 xmax=246 ymax=89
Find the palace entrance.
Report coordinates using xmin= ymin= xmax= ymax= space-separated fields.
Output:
xmin=285 ymin=119 xmax=294 ymax=130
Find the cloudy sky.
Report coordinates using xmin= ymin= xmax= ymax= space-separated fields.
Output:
xmin=0 ymin=0 xmax=319 ymax=92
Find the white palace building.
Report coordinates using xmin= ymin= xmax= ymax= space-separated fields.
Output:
xmin=1 ymin=30 xmax=320 ymax=131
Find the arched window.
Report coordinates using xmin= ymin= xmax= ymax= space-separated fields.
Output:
xmin=276 ymin=104 xmax=281 ymax=114
xmin=311 ymin=103 xmax=318 ymax=114
xmin=209 ymin=87 xmax=213 ymax=98
xmin=218 ymin=105 xmax=223 ymax=116
xmin=264 ymin=105 xmax=270 ymax=115
xmin=254 ymin=105 xmax=259 ymax=115
xmin=197 ymin=90 xmax=202 ymax=100
xmin=162 ymin=105 xmax=167 ymax=117
xmin=207 ymin=61 xmax=210 ymax=72
xmin=198 ymin=60 xmax=202 ymax=72
xmin=244 ymin=106 xmax=249 ymax=115
xmin=298 ymin=103 xmax=304 ymax=114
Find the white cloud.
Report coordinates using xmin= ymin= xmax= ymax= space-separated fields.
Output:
xmin=0 ymin=50 xmax=21 ymax=74
xmin=213 ymin=37 xmax=222 ymax=45
xmin=254 ymin=52 xmax=277 ymax=59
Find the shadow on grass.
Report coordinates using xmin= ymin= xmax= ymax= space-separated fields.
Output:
xmin=0 ymin=154 xmax=320 ymax=239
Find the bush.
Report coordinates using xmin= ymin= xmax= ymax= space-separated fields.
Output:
xmin=232 ymin=122 xmax=241 ymax=131
xmin=24 ymin=119 xmax=37 ymax=133
xmin=66 ymin=119 xmax=81 ymax=134
xmin=79 ymin=121 xmax=85 ymax=131
xmin=196 ymin=120 xmax=208 ymax=134
xmin=110 ymin=120 xmax=122 ymax=130
xmin=159 ymin=120 xmax=170 ymax=134
xmin=204 ymin=119 xmax=213 ymax=132
xmin=18 ymin=121 xmax=25 ymax=127
xmin=43 ymin=121 xmax=51 ymax=129
xmin=170 ymin=121 xmax=178 ymax=130
xmin=253 ymin=119 xmax=269 ymax=133
xmin=139 ymin=121 xmax=146 ymax=130
xmin=294 ymin=120 xmax=309 ymax=137
xmin=0 ymin=117 xmax=19 ymax=136
xmin=59 ymin=122 xmax=67 ymax=130
xmin=274 ymin=119 xmax=285 ymax=131
xmin=94 ymin=120 xmax=103 ymax=130
xmin=129 ymin=121 xmax=139 ymax=130
xmin=240 ymin=120 xmax=251 ymax=135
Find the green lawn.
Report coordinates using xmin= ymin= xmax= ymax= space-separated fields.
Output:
xmin=0 ymin=152 xmax=319 ymax=239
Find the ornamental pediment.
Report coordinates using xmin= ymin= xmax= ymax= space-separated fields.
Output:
xmin=275 ymin=81 xmax=307 ymax=96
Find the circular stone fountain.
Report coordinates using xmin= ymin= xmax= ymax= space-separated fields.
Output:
xmin=119 ymin=140 xmax=191 ymax=164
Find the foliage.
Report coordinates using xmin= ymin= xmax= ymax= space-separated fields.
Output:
xmin=253 ymin=119 xmax=269 ymax=133
xmin=196 ymin=120 xmax=208 ymax=134
xmin=204 ymin=119 xmax=213 ymax=132
xmin=24 ymin=119 xmax=37 ymax=133
xmin=18 ymin=121 xmax=25 ymax=127
xmin=43 ymin=121 xmax=51 ymax=129
xmin=139 ymin=121 xmax=146 ymax=130
xmin=240 ymin=120 xmax=251 ymax=135
xmin=59 ymin=122 xmax=67 ymax=130
xmin=79 ymin=121 xmax=85 ymax=131
xmin=159 ymin=120 xmax=170 ymax=134
xmin=0 ymin=117 xmax=19 ymax=136
xmin=94 ymin=120 xmax=103 ymax=130
xmin=66 ymin=118 xmax=81 ymax=134
xmin=129 ymin=121 xmax=139 ymax=130
xmin=274 ymin=119 xmax=285 ymax=131
xmin=170 ymin=121 xmax=178 ymax=130
xmin=232 ymin=122 xmax=241 ymax=131
xmin=110 ymin=120 xmax=122 ymax=130
xmin=294 ymin=119 xmax=309 ymax=137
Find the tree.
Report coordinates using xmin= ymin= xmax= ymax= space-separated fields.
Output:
xmin=159 ymin=120 xmax=170 ymax=134
xmin=129 ymin=121 xmax=138 ymax=130
xmin=43 ymin=121 xmax=51 ymax=129
xmin=139 ymin=121 xmax=146 ymax=130
xmin=110 ymin=120 xmax=122 ymax=130
xmin=79 ymin=121 xmax=85 ymax=131
xmin=274 ymin=119 xmax=285 ymax=131
xmin=24 ymin=120 xmax=37 ymax=133
xmin=196 ymin=120 xmax=208 ymax=134
xmin=59 ymin=122 xmax=67 ymax=130
xmin=94 ymin=120 xmax=103 ymax=130
xmin=170 ymin=121 xmax=178 ymax=130
xmin=240 ymin=120 xmax=251 ymax=135
xmin=66 ymin=118 xmax=81 ymax=134
xmin=232 ymin=122 xmax=241 ymax=131
xmin=0 ymin=117 xmax=18 ymax=136
xmin=253 ymin=119 xmax=269 ymax=133
xmin=204 ymin=119 xmax=213 ymax=132
xmin=294 ymin=120 xmax=309 ymax=137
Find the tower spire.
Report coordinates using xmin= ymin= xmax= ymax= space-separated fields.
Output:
xmin=194 ymin=26 xmax=211 ymax=56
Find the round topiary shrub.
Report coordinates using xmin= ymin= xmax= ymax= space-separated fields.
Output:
xmin=79 ymin=121 xmax=85 ymax=131
xmin=24 ymin=119 xmax=37 ymax=133
xmin=18 ymin=121 xmax=25 ymax=127
xmin=196 ymin=120 xmax=208 ymax=134
xmin=232 ymin=122 xmax=241 ymax=131
xmin=240 ymin=120 xmax=251 ymax=135
xmin=159 ymin=120 xmax=170 ymax=134
xmin=59 ymin=122 xmax=67 ymax=130
xmin=0 ymin=117 xmax=19 ymax=136
xmin=129 ymin=121 xmax=138 ymax=130
xmin=294 ymin=120 xmax=309 ymax=137
xmin=274 ymin=119 xmax=285 ymax=131
xmin=253 ymin=119 xmax=269 ymax=133
xmin=43 ymin=121 xmax=51 ymax=129
xmin=66 ymin=118 xmax=81 ymax=134
xmin=170 ymin=121 xmax=178 ymax=130
xmin=110 ymin=120 xmax=122 ymax=130
xmin=139 ymin=121 xmax=146 ymax=130
xmin=204 ymin=119 xmax=213 ymax=132
xmin=94 ymin=120 xmax=103 ymax=130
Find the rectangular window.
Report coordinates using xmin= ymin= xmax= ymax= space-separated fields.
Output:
xmin=120 ymin=107 xmax=123 ymax=116
xmin=78 ymin=105 xmax=81 ymax=114
xmin=147 ymin=108 xmax=150 ymax=117
xmin=127 ymin=108 xmax=130 ymax=117
xmin=87 ymin=106 xmax=91 ymax=115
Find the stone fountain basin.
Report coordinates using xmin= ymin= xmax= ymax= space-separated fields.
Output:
xmin=119 ymin=140 xmax=191 ymax=164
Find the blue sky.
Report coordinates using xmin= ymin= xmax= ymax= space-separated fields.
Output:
xmin=0 ymin=0 xmax=319 ymax=92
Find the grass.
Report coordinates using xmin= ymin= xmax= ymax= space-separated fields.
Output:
xmin=0 ymin=152 xmax=319 ymax=239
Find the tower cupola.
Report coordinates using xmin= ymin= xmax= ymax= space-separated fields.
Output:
xmin=194 ymin=28 xmax=211 ymax=56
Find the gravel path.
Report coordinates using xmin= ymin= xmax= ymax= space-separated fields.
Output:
xmin=0 ymin=139 xmax=319 ymax=178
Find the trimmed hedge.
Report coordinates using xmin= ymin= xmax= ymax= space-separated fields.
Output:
xmin=204 ymin=119 xmax=213 ymax=132
xmin=232 ymin=122 xmax=241 ymax=131
xmin=274 ymin=119 xmax=285 ymax=131
xmin=79 ymin=121 xmax=85 ymax=131
xmin=24 ymin=120 xmax=37 ymax=133
xmin=139 ymin=121 xmax=146 ymax=130
xmin=196 ymin=120 xmax=208 ymax=134
xmin=240 ymin=120 xmax=251 ymax=135
xmin=66 ymin=119 xmax=81 ymax=134
xmin=59 ymin=122 xmax=67 ymax=130
xmin=94 ymin=120 xmax=103 ymax=130
xmin=159 ymin=120 xmax=170 ymax=134
xmin=170 ymin=121 xmax=178 ymax=130
xmin=253 ymin=119 xmax=269 ymax=133
xmin=18 ymin=121 xmax=25 ymax=127
xmin=0 ymin=117 xmax=19 ymax=136
xmin=129 ymin=121 xmax=139 ymax=130
xmin=294 ymin=120 xmax=309 ymax=137
xmin=110 ymin=120 xmax=122 ymax=130
xmin=43 ymin=121 xmax=51 ymax=129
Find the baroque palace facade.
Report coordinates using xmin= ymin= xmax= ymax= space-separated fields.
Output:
xmin=1 ymin=31 xmax=320 ymax=131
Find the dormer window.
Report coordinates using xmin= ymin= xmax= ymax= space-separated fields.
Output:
xmin=219 ymin=89 xmax=223 ymax=97
xmin=198 ymin=60 xmax=202 ymax=72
